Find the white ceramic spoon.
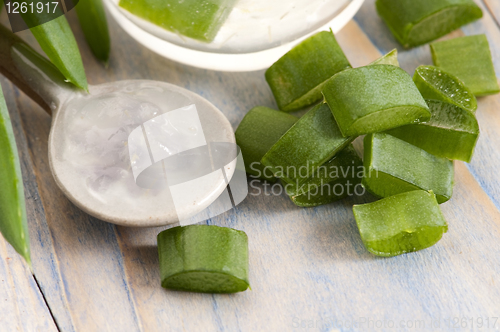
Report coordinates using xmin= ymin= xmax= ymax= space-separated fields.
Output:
xmin=0 ymin=25 xmax=236 ymax=227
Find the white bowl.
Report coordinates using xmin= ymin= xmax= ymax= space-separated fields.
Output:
xmin=105 ymin=0 xmax=365 ymax=72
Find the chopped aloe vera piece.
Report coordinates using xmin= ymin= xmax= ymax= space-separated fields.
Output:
xmin=119 ymin=0 xmax=237 ymax=42
xmin=235 ymin=106 xmax=298 ymax=182
xmin=376 ymin=0 xmax=482 ymax=48
xmin=322 ymin=65 xmax=430 ymax=137
xmin=286 ymin=145 xmax=362 ymax=207
xmin=157 ymin=225 xmax=249 ymax=293
xmin=265 ymin=30 xmax=351 ymax=112
xmin=363 ymin=132 xmax=454 ymax=203
xmin=413 ymin=65 xmax=477 ymax=113
xmin=431 ymin=35 xmax=500 ymax=96
xmin=385 ymin=100 xmax=479 ymax=162
xmin=369 ymin=49 xmax=400 ymax=67
xmin=261 ymin=103 xmax=354 ymax=186
xmin=353 ymin=190 xmax=448 ymax=257
xmin=0 ymin=85 xmax=31 ymax=266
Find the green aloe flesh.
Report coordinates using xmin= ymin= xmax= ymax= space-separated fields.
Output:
xmin=261 ymin=103 xmax=354 ymax=186
xmin=322 ymin=65 xmax=430 ymax=137
xmin=157 ymin=225 xmax=249 ymax=293
xmin=385 ymin=100 xmax=479 ymax=162
xmin=119 ymin=0 xmax=237 ymax=42
xmin=413 ymin=65 xmax=477 ymax=113
xmin=353 ymin=190 xmax=448 ymax=257
xmin=363 ymin=132 xmax=454 ymax=203
xmin=431 ymin=35 xmax=500 ymax=96
xmin=235 ymin=106 xmax=298 ymax=182
xmin=17 ymin=5 xmax=88 ymax=90
xmin=286 ymin=145 xmax=362 ymax=207
xmin=75 ymin=0 xmax=110 ymax=63
xmin=265 ymin=30 xmax=351 ymax=112
xmin=376 ymin=0 xmax=482 ymax=48
xmin=369 ymin=49 xmax=400 ymax=67
xmin=0 ymin=85 xmax=31 ymax=266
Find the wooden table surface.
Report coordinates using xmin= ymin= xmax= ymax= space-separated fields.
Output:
xmin=1 ymin=0 xmax=500 ymax=331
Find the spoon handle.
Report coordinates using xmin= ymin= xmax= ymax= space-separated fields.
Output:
xmin=0 ymin=24 xmax=78 ymax=115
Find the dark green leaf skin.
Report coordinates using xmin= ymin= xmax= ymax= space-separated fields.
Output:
xmin=376 ymin=0 xmax=482 ymax=48
xmin=362 ymin=133 xmax=454 ymax=204
xmin=265 ymin=30 xmax=351 ymax=112
xmin=353 ymin=190 xmax=448 ymax=257
xmin=17 ymin=4 xmax=89 ymax=91
xmin=385 ymin=100 xmax=479 ymax=163
xmin=235 ymin=106 xmax=298 ymax=182
xmin=413 ymin=65 xmax=477 ymax=113
xmin=75 ymin=0 xmax=110 ymax=63
xmin=286 ymin=144 xmax=362 ymax=207
xmin=431 ymin=35 xmax=500 ymax=96
xmin=119 ymin=0 xmax=237 ymax=42
xmin=0 ymin=85 xmax=31 ymax=266
xmin=322 ymin=65 xmax=430 ymax=137
xmin=261 ymin=103 xmax=354 ymax=187
xmin=157 ymin=225 xmax=249 ymax=293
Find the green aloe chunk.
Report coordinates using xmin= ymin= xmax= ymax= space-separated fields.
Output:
xmin=376 ymin=0 xmax=482 ymax=48
xmin=235 ymin=106 xmax=298 ymax=182
xmin=261 ymin=103 xmax=354 ymax=186
xmin=369 ymin=49 xmax=400 ymax=67
xmin=75 ymin=0 xmax=110 ymax=63
xmin=0 ymin=85 xmax=31 ymax=266
xmin=157 ymin=225 xmax=249 ymax=293
xmin=385 ymin=100 xmax=479 ymax=162
xmin=322 ymin=65 xmax=430 ymax=137
xmin=363 ymin=132 xmax=454 ymax=203
xmin=431 ymin=35 xmax=500 ymax=96
xmin=413 ymin=65 xmax=477 ymax=113
xmin=285 ymin=145 xmax=362 ymax=207
xmin=353 ymin=190 xmax=448 ymax=257
xmin=265 ymin=30 xmax=351 ymax=112
xmin=119 ymin=0 xmax=237 ymax=42
xmin=16 ymin=4 xmax=88 ymax=91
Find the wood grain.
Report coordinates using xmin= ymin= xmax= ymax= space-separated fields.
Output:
xmin=1 ymin=0 xmax=500 ymax=331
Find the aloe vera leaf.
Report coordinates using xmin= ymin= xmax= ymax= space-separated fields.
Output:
xmin=286 ymin=144 xmax=362 ymax=207
xmin=235 ymin=106 xmax=298 ymax=182
xmin=362 ymin=132 xmax=454 ymax=204
xmin=385 ymin=100 xmax=479 ymax=163
xmin=431 ymin=35 xmax=500 ymax=96
xmin=322 ymin=65 xmax=430 ymax=137
xmin=413 ymin=65 xmax=477 ymax=113
xmin=17 ymin=6 xmax=88 ymax=91
xmin=119 ymin=0 xmax=237 ymax=42
xmin=376 ymin=0 xmax=482 ymax=48
xmin=265 ymin=30 xmax=351 ymax=112
xmin=369 ymin=49 xmax=400 ymax=67
xmin=75 ymin=0 xmax=110 ymax=63
xmin=0 ymin=85 xmax=31 ymax=266
xmin=261 ymin=103 xmax=354 ymax=186
xmin=158 ymin=225 xmax=249 ymax=293
xmin=353 ymin=190 xmax=448 ymax=257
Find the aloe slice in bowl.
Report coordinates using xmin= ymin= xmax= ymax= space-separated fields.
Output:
xmin=322 ymin=65 xmax=430 ymax=137
xmin=353 ymin=190 xmax=448 ymax=257
xmin=376 ymin=0 xmax=482 ymax=48
xmin=362 ymin=132 xmax=454 ymax=204
xmin=369 ymin=49 xmax=399 ymax=67
xmin=265 ymin=30 xmax=351 ymax=112
xmin=431 ymin=34 xmax=500 ymax=96
xmin=261 ymin=103 xmax=354 ymax=186
xmin=385 ymin=99 xmax=479 ymax=163
xmin=413 ymin=65 xmax=477 ymax=113
xmin=158 ymin=225 xmax=249 ymax=293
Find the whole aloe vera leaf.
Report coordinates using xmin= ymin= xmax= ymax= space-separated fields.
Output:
xmin=18 ymin=6 xmax=88 ymax=91
xmin=75 ymin=0 xmax=110 ymax=63
xmin=0 ymin=85 xmax=31 ymax=266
